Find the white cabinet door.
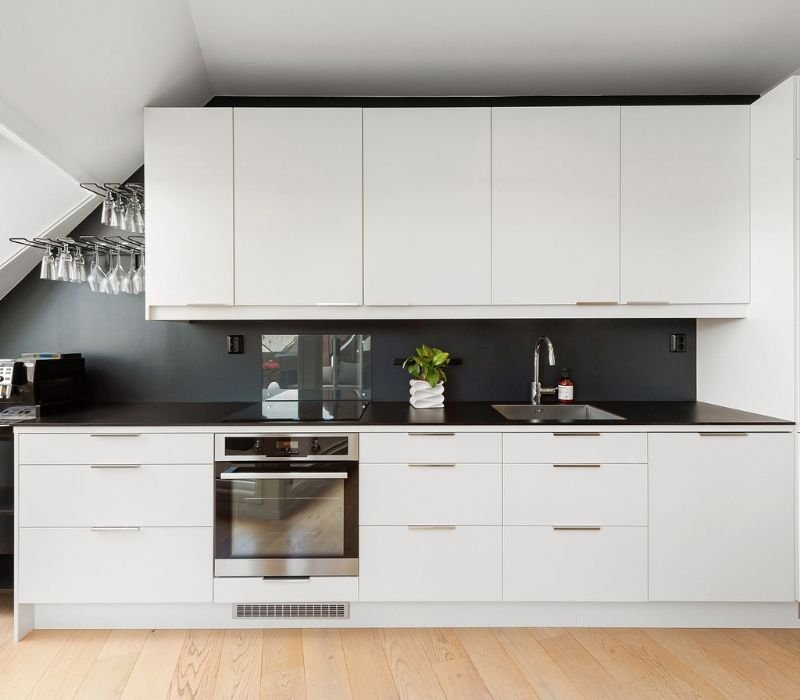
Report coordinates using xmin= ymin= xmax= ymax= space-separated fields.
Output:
xmin=503 ymin=463 xmax=646 ymax=526
xmin=19 ymin=527 xmax=212 ymax=604
xmin=234 ymin=108 xmax=363 ymax=306
xmin=620 ymin=105 xmax=750 ymax=304
xmin=504 ymin=526 xmax=647 ymax=602
xmin=360 ymin=463 xmax=502 ymax=525
xmin=359 ymin=526 xmax=501 ymax=601
xmin=20 ymin=464 xmax=212 ymax=527
xmin=359 ymin=432 xmax=502 ymax=464
xmin=363 ymin=108 xmax=491 ymax=305
xmin=144 ymin=108 xmax=233 ymax=307
xmin=492 ymin=106 xmax=621 ymax=304
xmin=649 ymin=432 xmax=795 ymax=602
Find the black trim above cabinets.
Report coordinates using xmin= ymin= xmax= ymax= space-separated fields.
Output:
xmin=206 ymin=95 xmax=757 ymax=108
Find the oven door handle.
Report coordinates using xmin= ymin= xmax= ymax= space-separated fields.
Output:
xmin=220 ymin=471 xmax=348 ymax=480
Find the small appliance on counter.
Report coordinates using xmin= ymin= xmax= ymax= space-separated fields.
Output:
xmin=0 ymin=352 xmax=86 ymax=420
xmin=0 ymin=352 xmax=86 ymax=591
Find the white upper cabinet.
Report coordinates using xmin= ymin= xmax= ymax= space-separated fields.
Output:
xmin=144 ymin=108 xmax=234 ymax=307
xmin=363 ymin=108 xmax=492 ymax=305
xmin=492 ymin=106 xmax=621 ymax=304
xmin=234 ymin=109 xmax=363 ymax=306
xmin=620 ymin=105 xmax=750 ymax=304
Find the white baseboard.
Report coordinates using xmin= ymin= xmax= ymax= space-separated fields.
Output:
xmin=20 ymin=601 xmax=800 ymax=639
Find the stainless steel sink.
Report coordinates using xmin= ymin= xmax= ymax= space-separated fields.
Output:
xmin=492 ymin=404 xmax=625 ymax=422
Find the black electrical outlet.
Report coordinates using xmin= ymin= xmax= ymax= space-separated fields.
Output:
xmin=227 ymin=335 xmax=244 ymax=354
xmin=669 ymin=333 xmax=687 ymax=353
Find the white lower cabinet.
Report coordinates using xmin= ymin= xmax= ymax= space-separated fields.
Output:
xmin=360 ymin=463 xmax=501 ymax=525
xmin=503 ymin=463 xmax=646 ymax=526
xmin=20 ymin=464 xmax=212 ymax=527
xmin=359 ymin=526 xmax=502 ymax=601
xmin=18 ymin=527 xmax=212 ymax=604
xmin=649 ymin=432 xmax=795 ymax=602
xmin=503 ymin=526 xmax=648 ymax=602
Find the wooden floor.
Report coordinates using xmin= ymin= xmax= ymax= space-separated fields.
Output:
xmin=2 ymin=599 xmax=800 ymax=698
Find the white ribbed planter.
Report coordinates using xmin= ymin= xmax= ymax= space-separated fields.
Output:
xmin=409 ymin=380 xmax=445 ymax=408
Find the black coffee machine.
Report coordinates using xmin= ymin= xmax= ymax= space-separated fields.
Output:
xmin=0 ymin=353 xmax=86 ymax=418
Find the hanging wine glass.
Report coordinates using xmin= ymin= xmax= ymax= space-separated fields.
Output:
xmin=39 ymin=246 xmax=56 ymax=280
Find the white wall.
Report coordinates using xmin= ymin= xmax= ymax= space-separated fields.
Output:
xmin=697 ymin=77 xmax=796 ymax=420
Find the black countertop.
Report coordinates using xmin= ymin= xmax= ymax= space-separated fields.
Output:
xmin=5 ymin=400 xmax=793 ymax=429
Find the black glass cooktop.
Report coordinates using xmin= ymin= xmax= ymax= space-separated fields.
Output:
xmin=222 ymin=401 xmax=369 ymax=423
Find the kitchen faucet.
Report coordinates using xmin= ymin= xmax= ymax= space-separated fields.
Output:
xmin=531 ymin=336 xmax=557 ymax=404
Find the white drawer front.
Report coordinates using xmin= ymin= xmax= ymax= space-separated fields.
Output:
xmin=18 ymin=432 xmax=213 ymax=465
xmin=359 ymin=432 xmax=501 ymax=464
xmin=503 ymin=432 xmax=646 ymax=464
xmin=504 ymin=464 xmax=646 ymax=525
xmin=20 ymin=464 xmax=212 ymax=527
xmin=360 ymin=463 xmax=501 ymax=525
xmin=214 ymin=576 xmax=358 ymax=603
xmin=359 ymin=526 xmax=501 ymax=601
xmin=18 ymin=527 xmax=212 ymax=604
xmin=503 ymin=526 xmax=647 ymax=601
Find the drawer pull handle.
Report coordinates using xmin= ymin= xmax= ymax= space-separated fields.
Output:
xmin=698 ymin=432 xmax=748 ymax=437
xmin=553 ymin=432 xmax=601 ymax=437
xmin=407 ymin=525 xmax=456 ymax=531
xmin=408 ymin=432 xmax=455 ymax=437
xmin=90 ymin=464 xmax=141 ymax=469
xmin=553 ymin=464 xmax=601 ymax=469
xmin=90 ymin=526 xmax=141 ymax=532
xmin=408 ymin=463 xmax=456 ymax=468
xmin=89 ymin=433 xmax=142 ymax=438
xmin=553 ymin=526 xmax=602 ymax=531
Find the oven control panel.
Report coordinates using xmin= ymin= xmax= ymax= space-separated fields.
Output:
xmin=217 ymin=433 xmax=357 ymax=461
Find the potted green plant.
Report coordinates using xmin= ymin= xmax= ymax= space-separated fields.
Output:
xmin=402 ymin=345 xmax=451 ymax=408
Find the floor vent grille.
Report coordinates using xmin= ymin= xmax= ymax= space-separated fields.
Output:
xmin=234 ymin=603 xmax=349 ymax=619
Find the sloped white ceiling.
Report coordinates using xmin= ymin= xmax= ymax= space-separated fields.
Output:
xmin=0 ymin=0 xmax=211 ymax=184
xmin=187 ymin=0 xmax=800 ymax=96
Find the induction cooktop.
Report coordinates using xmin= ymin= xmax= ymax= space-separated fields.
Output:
xmin=222 ymin=400 xmax=369 ymax=423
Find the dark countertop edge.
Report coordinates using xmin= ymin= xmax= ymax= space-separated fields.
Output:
xmin=6 ymin=401 xmax=795 ymax=428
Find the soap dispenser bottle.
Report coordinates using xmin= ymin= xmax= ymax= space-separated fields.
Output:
xmin=557 ymin=369 xmax=574 ymax=404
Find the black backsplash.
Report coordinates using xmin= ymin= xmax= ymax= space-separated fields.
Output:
xmin=0 ymin=272 xmax=695 ymax=404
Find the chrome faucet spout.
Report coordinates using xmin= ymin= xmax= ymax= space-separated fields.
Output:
xmin=532 ymin=336 xmax=557 ymax=405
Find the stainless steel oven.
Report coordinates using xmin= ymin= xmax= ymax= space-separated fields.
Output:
xmin=214 ymin=433 xmax=358 ymax=577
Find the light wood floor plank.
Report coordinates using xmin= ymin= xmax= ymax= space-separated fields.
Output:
xmin=340 ymin=628 xmax=399 ymax=700
xmin=430 ymin=657 xmax=493 ymax=700
xmin=214 ymin=629 xmax=264 ymax=700
xmin=570 ymin=628 xmax=683 ymax=700
xmin=379 ymin=629 xmax=445 ymax=700
xmin=302 ymin=629 xmax=352 ymax=700
xmin=608 ymin=628 xmax=728 ymax=700
xmin=120 ymin=629 xmax=186 ymax=700
xmin=262 ymin=628 xmax=307 ymax=700
xmin=0 ymin=629 xmax=72 ymax=698
xmin=737 ymin=629 xmax=800 ymax=680
xmin=168 ymin=629 xmax=225 ymax=699
xmin=493 ymin=628 xmax=583 ymax=700
xmin=75 ymin=629 xmax=151 ymax=700
xmin=455 ymin=628 xmax=539 ymax=700
xmin=650 ymin=628 xmax=800 ymax=700
xmin=414 ymin=628 xmax=468 ymax=665
xmin=534 ymin=628 xmax=626 ymax=700
xmin=29 ymin=629 xmax=111 ymax=700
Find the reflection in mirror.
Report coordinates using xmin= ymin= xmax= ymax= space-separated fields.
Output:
xmin=261 ymin=334 xmax=372 ymax=403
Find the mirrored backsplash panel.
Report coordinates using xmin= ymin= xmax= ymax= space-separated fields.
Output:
xmin=261 ymin=334 xmax=371 ymax=402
